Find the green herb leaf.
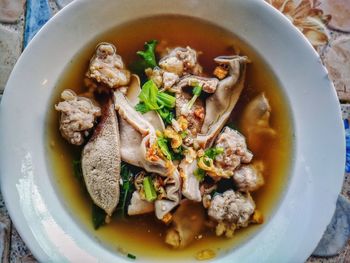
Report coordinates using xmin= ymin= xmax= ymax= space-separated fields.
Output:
xmin=172 ymin=145 xmax=184 ymax=161
xmin=180 ymin=131 xmax=188 ymax=139
xmin=72 ymin=159 xmax=83 ymax=181
xmin=157 ymin=92 xmax=176 ymax=108
xmin=117 ymin=163 xmax=135 ymax=219
xmin=157 ymin=136 xmax=173 ymax=160
xmin=204 ymin=147 xmax=224 ymax=159
xmin=92 ymin=203 xmax=106 ymax=230
xmin=157 ymin=107 xmax=174 ymax=124
xmin=135 ymin=102 xmax=149 ymax=114
xmin=192 ymin=85 xmax=202 ymax=96
xmin=127 ymin=253 xmax=136 ymax=260
xmin=136 ymin=40 xmax=158 ymax=69
xmin=186 ymin=84 xmax=202 ymax=111
xmin=194 ymin=168 xmax=206 ymax=182
xmin=138 ymin=79 xmax=159 ymax=111
xmin=143 ymin=176 xmax=157 ymax=202
xmin=135 ymin=79 xmax=176 ymax=125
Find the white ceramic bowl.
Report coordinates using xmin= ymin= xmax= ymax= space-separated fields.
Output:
xmin=0 ymin=0 xmax=345 ymax=262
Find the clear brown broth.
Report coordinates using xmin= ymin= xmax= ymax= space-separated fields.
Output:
xmin=46 ymin=15 xmax=293 ymax=261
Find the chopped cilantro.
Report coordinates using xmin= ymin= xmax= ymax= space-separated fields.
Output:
xmin=204 ymin=147 xmax=224 ymax=159
xmin=72 ymin=159 xmax=83 ymax=181
xmin=136 ymin=40 xmax=158 ymax=69
xmin=194 ymin=168 xmax=206 ymax=182
xmin=127 ymin=253 xmax=136 ymax=260
xmin=92 ymin=204 xmax=106 ymax=230
xmin=135 ymin=79 xmax=176 ymax=124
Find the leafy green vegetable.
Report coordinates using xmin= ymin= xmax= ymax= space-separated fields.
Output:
xmin=204 ymin=147 xmax=224 ymax=159
xmin=185 ymin=84 xmax=202 ymax=111
xmin=117 ymin=163 xmax=135 ymax=219
xmin=127 ymin=253 xmax=136 ymax=260
xmin=172 ymin=145 xmax=184 ymax=160
xmin=138 ymin=79 xmax=159 ymax=111
xmin=192 ymin=85 xmax=203 ymax=96
xmin=92 ymin=204 xmax=106 ymax=230
xmin=157 ymin=92 xmax=176 ymax=108
xmin=180 ymin=131 xmax=188 ymax=139
xmin=157 ymin=107 xmax=174 ymax=124
xmin=157 ymin=136 xmax=173 ymax=160
xmin=194 ymin=168 xmax=206 ymax=182
xmin=143 ymin=176 xmax=157 ymax=202
xmin=136 ymin=40 xmax=158 ymax=69
xmin=157 ymin=134 xmax=184 ymax=160
xmin=135 ymin=79 xmax=176 ymax=124
xmin=72 ymin=159 xmax=83 ymax=181
xmin=134 ymin=102 xmax=149 ymax=114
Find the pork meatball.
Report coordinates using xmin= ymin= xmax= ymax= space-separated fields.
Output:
xmin=55 ymin=90 xmax=101 ymax=145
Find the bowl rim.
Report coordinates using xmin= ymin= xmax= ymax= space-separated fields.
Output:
xmin=0 ymin=0 xmax=345 ymax=262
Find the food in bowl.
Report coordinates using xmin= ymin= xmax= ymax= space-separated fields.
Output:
xmin=47 ymin=15 xmax=292 ymax=260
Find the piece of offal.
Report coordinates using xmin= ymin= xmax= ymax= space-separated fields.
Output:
xmin=196 ymin=55 xmax=249 ymax=148
xmin=114 ymin=90 xmax=181 ymax=220
xmin=81 ymin=99 xmax=121 ymax=216
xmin=165 ymin=200 xmax=206 ymax=248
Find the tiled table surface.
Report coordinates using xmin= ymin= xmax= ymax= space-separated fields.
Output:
xmin=0 ymin=0 xmax=350 ymax=262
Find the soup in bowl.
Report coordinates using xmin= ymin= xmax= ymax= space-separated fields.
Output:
xmin=48 ymin=15 xmax=292 ymax=261
xmin=0 ymin=0 xmax=344 ymax=262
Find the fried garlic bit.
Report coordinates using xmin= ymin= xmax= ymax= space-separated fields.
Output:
xmin=195 ymin=249 xmax=216 ymax=261
xmin=266 ymin=0 xmax=331 ymax=47
xmin=197 ymin=156 xmax=234 ymax=178
xmin=251 ymin=210 xmax=264 ymax=224
xmin=164 ymin=127 xmax=183 ymax=149
xmin=213 ymin=64 xmax=229 ymax=80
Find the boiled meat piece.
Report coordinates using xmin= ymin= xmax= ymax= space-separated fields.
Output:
xmin=114 ymin=90 xmax=152 ymax=136
xmin=145 ymin=67 xmax=179 ymax=91
xmin=175 ymin=91 xmax=205 ymax=136
xmin=86 ymin=43 xmax=130 ymax=89
xmin=240 ymin=93 xmax=276 ymax=153
xmin=154 ymin=168 xmax=182 ymax=220
xmin=197 ymin=56 xmax=248 ymax=148
xmin=208 ymin=190 xmax=255 ymax=225
xmin=214 ymin=127 xmax=253 ymax=172
xmin=118 ymin=118 xmax=143 ymax=167
xmin=173 ymin=75 xmax=218 ymax=94
xmin=165 ymin=200 xmax=205 ymax=248
xmin=114 ymin=90 xmax=181 ymax=219
xmin=180 ymin=158 xmax=201 ymax=202
xmin=233 ymin=164 xmax=264 ymax=192
xmin=159 ymin=46 xmax=203 ymax=76
xmin=55 ymin=89 xmax=101 ymax=145
xmin=128 ymin=191 xmax=154 ymax=215
xmin=174 ymin=75 xmax=218 ymax=136
xmin=81 ymin=99 xmax=121 ymax=216
xmin=208 ymin=190 xmax=255 ymax=237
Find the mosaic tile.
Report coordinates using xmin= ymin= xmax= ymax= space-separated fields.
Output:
xmin=0 ymin=25 xmax=21 ymax=92
xmin=312 ymin=195 xmax=350 ymax=257
xmin=0 ymin=0 xmax=25 ymax=23
xmin=23 ymin=0 xmax=51 ymax=47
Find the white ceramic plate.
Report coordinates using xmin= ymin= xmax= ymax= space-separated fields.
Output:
xmin=0 ymin=0 xmax=345 ymax=262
